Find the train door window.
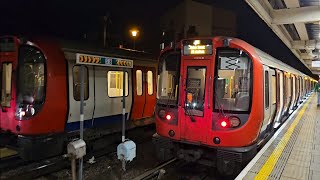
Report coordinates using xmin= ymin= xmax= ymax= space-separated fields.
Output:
xmin=291 ymin=76 xmax=293 ymax=96
xmin=1 ymin=63 xmax=12 ymax=107
xmin=147 ymin=71 xmax=153 ymax=95
xmin=136 ymin=70 xmax=143 ymax=96
xmin=265 ymin=71 xmax=269 ymax=108
xmin=107 ymin=71 xmax=128 ymax=97
xmin=186 ymin=66 xmax=206 ymax=116
xmin=157 ymin=75 xmax=160 ymax=98
xmin=288 ymin=76 xmax=291 ymax=98
xmin=272 ymin=75 xmax=276 ymax=104
xmin=73 ymin=65 xmax=89 ymax=101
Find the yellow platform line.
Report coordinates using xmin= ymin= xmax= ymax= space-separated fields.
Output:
xmin=254 ymin=95 xmax=313 ymax=180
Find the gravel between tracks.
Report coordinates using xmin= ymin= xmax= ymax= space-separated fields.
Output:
xmin=36 ymin=133 xmax=159 ymax=180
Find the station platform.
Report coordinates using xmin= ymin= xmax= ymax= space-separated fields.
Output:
xmin=0 ymin=147 xmax=17 ymax=158
xmin=236 ymin=93 xmax=320 ymax=180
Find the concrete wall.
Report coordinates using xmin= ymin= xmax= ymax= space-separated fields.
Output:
xmin=160 ymin=0 xmax=237 ymax=41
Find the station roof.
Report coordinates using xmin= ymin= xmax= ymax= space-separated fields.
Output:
xmin=245 ymin=0 xmax=320 ymax=76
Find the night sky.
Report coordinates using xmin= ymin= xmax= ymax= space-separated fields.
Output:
xmin=0 ymin=0 xmax=316 ymax=78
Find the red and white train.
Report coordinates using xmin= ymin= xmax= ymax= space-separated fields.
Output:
xmin=0 ymin=36 xmax=157 ymax=160
xmin=154 ymin=36 xmax=316 ymax=175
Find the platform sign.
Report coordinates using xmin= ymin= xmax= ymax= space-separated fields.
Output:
xmin=76 ymin=53 xmax=133 ymax=68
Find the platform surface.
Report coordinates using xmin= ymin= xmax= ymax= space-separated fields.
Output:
xmin=0 ymin=147 xmax=17 ymax=158
xmin=236 ymin=93 xmax=320 ymax=180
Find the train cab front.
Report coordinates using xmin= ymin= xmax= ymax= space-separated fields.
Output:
xmin=155 ymin=37 xmax=263 ymax=175
xmin=155 ymin=44 xmax=181 ymax=135
xmin=1 ymin=36 xmax=65 ymax=160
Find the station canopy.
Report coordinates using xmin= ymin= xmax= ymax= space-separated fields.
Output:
xmin=245 ymin=0 xmax=320 ymax=75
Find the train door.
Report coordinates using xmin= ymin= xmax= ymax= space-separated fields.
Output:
xmin=295 ymin=77 xmax=300 ymax=106
xmin=299 ymin=76 xmax=303 ymax=101
xmin=131 ymin=66 xmax=156 ymax=120
xmin=180 ymin=60 xmax=211 ymax=143
xmin=260 ymin=66 xmax=272 ymax=133
xmin=67 ymin=63 xmax=94 ymax=131
xmin=288 ymin=75 xmax=295 ymax=113
xmin=282 ymin=73 xmax=290 ymax=116
xmin=0 ymin=62 xmax=14 ymax=129
xmin=273 ymin=70 xmax=283 ymax=128
xmin=93 ymin=67 xmax=132 ymax=127
xmin=143 ymin=67 xmax=156 ymax=117
xmin=269 ymin=69 xmax=277 ymax=129
xmin=131 ymin=66 xmax=144 ymax=120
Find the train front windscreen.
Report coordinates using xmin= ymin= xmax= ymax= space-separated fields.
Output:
xmin=214 ymin=49 xmax=252 ymax=113
xmin=16 ymin=45 xmax=46 ymax=120
xmin=157 ymin=51 xmax=181 ymax=106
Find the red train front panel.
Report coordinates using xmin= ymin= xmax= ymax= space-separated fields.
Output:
xmin=156 ymin=37 xmax=264 ymax=148
xmin=0 ymin=36 xmax=19 ymax=132
xmin=1 ymin=37 xmax=68 ymax=135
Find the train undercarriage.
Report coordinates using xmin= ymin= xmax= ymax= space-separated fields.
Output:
xmin=152 ymin=133 xmax=257 ymax=176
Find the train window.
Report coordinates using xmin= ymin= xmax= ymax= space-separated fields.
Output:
xmin=214 ymin=49 xmax=252 ymax=112
xmin=16 ymin=45 xmax=46 ymax=119
xmin=265 ymin=71 xmax=269 ymax=108
xmin=147 ymin=71 xmax=153 ymax=95
xmin=136 ymin=70 xmax=143 ymax=96
xmin=287 ymin=76 xmax=291 ymax=98
xmin=1 ymin=63 xmax=12 ymax=107
xmin=185 ymin=66 xmax=206 ymax=116
xmin=108 ymin=71 xmax=128 ymax=97
xmin=272 ymin=75 xmax=276 ymax=104
xmin=157 ymin=52 xmax=181 ymax=105
xmin=0 ymin=37 xmax=15 ymax=52
xmin=157 ymin=75 xmax=160 ymax=99
xmin=73 ymin=66 xmax=89 ymax=101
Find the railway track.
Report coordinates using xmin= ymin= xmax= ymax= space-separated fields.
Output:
xmin=0 ymin=125 xmax=156 ymax=180
xmin=132 ymin=158 xmax=178 ymax=180
xmin=0 ymin=154 xmax=25 ymax=170
xmin=131 ymin=158 xmax=218 ymax=180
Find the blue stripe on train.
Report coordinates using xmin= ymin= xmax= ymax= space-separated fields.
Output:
xmin=65 ymin=113 xmax=128 ymax=132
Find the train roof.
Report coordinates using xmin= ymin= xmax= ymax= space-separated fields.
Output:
xmin=59 ymin=39 xmax=158 ymax=62
xmin=254 ymin=47 xmax=308 ymax=77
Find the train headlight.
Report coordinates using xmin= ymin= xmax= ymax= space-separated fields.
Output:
xmin=219 ymin=118 xmax=230 ymax=128
xmin=15 ymin=104 xmax=36 ymax=120
xmin=158 ymin=109 xmax=174 ymax=121
xmin=221 ymin=120 xmax=228 ymax=127
xmin=218 ymin=116 xmax=241 ymax=128
xmin=16 ymin=108 xmax=26 ymax=118
xmin=229 ymin=116 xmax=241 ymax=127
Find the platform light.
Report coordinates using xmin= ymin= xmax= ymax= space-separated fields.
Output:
xmin=130 ymin=28 xmax=139 ymax=49
xmin=131 ymin=30 xmax=138 ymax=37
